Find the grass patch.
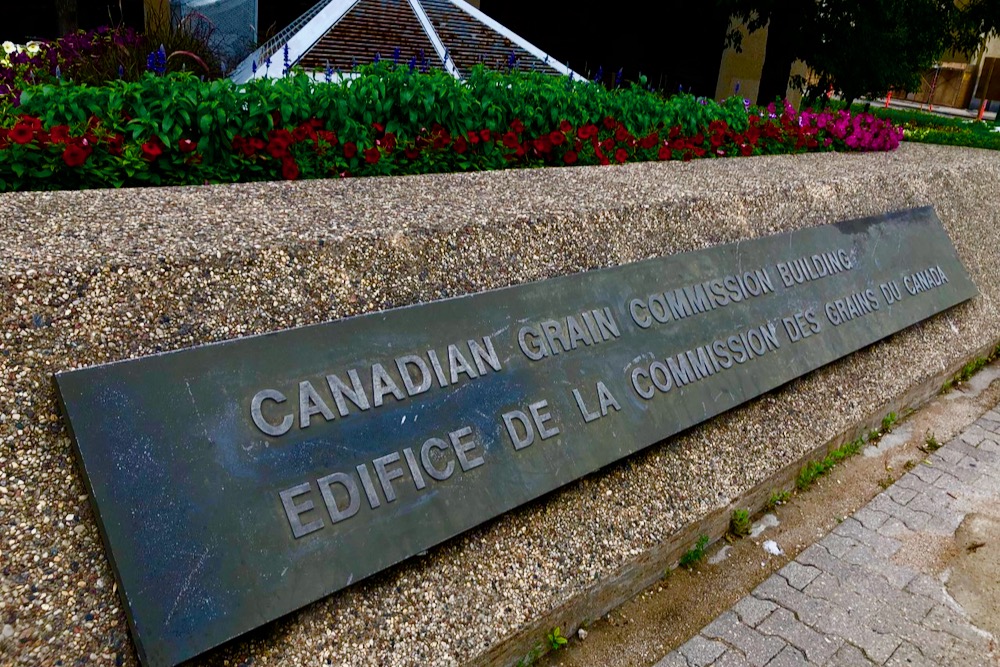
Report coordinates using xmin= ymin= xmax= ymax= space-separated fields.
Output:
xmin=796 ymin=433 xmax=866 ymax=490
xmin=765 ymin=490 xmax=791 ymax=510
xmin=730 ymin=508 xmax=752 ymax=537
xmin=679 ymin=535 xmax=710 ymax=569
xmin=941 ymin=343 xmax=1000 ymax=393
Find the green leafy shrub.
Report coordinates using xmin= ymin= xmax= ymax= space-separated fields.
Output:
xmin=0 ymin=64 xmax=902 ymax=192
xmin=730 ymin=508 xmax=752 ymax=537
xmin=546 ymin=627 xmax=568 ymax=650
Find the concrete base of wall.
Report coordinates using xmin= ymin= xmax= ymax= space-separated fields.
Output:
xmin=1 ymin=143 xmax=999 ymax=667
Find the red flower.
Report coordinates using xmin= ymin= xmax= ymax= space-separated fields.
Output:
xmin=693 ymin=133 xmax=705 ymax=145
xmin=363 ymin=146 xmax=381 ymax=164
xmin=668 ymin=126 xmax=681 ymax=139
xmin=532 ymin=136 xmax=552 ymax=154
xmin=559 ymin=120 xmax=572 ymax=133
xmin=709 ymin=120 xmax=728 ymax=134
xmin=453 ymin=136 xmax=468 ymax=154
xmin=380 ymin=132 xmax=397 ymax=152
xmin=502 ymin=131 xmax=520 ymax=149
xmin=600 ymin=138 xmax=614 ymax=151
xmin=479 ymin=129 xmax=491 ymax=142
xmin=292 ymin=125 xmax=316 ymax=143
xmin=615 ymin=126 xmax=631 ymax=142
xmin=9 ymin=123 xmax=34 ymax=145
xmin=281 ymin=157 xmax=299 ymax=180
xmin=639 ymin=133 xmax=659 ymax=149
xmin=614 ymin=147 xmax=628 ymax=163
xmin=141 ymin=139 xmax=163 ymax=161
xmin=404 ymin=147 xmax=420 ymax=160
xmin=62 ymin=144 xmax=90 ymax=167
xmin=431 ymin=131 xmax=451 ymax=149
xmin=318 ymin=130 xmax=338 ymax=145
xmin=49 ymin=125 xmax=71 ymax=144
xmin=466 ymin=130 xmax=480 ymax=145
xmin=602 ymin=116 xmax=617 ymax=130
xmin=563 ymin=151 xmax=578 ymax=165
xmin=178 ymin=138 xmax=197 ymax=153
xmin=372 ymin=122 xmax=385 ymax=135
xmin=577 ymin=125 xmax=598 ymax=140
xmin=549 ymin=130 xmax=565 ymax=146
xmin=267 ymin=136 xmax=291 ymax=159
xmin=658 ymin=145 xmax=672 ymax=160
xmin=107 ymin=134 xmax=124 ymax=157
xmin=510 ymin=119 xmax=525 ymax=133
xmin=19 ymin=115 xmax=42 ymax=131
xmin=344 ymin=142 xmax=357 ymax=158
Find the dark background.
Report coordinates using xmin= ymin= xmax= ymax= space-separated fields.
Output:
xmin=10 ymin=1 xmax=731 ymax=96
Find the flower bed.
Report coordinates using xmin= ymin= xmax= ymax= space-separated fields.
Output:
xmin=0 ymin=65 xmax=903 ymax=192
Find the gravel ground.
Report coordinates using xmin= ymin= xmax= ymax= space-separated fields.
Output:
xmin=0 ymin=143 xmax=998 ymax=667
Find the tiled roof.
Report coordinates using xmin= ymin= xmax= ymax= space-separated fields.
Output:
xmin=413 ymin=0 xmax=560 ymax=76
xmin=298 ymin=0 xmax=443 ymax=72
xmin=230 ymin=0 xmax=575 ymax=82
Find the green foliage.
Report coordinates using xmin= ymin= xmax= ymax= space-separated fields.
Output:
xmin=0 ymin=65 xmax=899 ymax=192
xmin=846 ymin=104 xmax=972 ymax=129
xmin=905 ymin=126 xmax=1000 ymax=151
xmin=924 ymin=430 xmax=941 ymax=452
xmin=881 ymin=412 xmax=898 ymax=434
xmin=721 ymin=0 xmax=1000 ymax=105
xmin=515 ymin=642 xmax=545 ymax=667
xmin=729 ymin=508 xmax=752 ymax=537
xmin=765 ymin=490 xmax=791 ymax=510
xmin=546 ymin=627 xmax=568 ymax=651
xmin=942 ymin=344 xmax=1000 ymax=392
xmin=842 ymin=103 xmax=1000 ymax=151
xmin=679 ymin=535 xmax=710 ymax=569
xmin=796 ymin=434 xmax=865 ymax=490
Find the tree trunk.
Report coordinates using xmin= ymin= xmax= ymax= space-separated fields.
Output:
xmin=55 ymin=0 xmax=78 ymax=36
xmin=757 ymin=11 xmax=797 ymax=105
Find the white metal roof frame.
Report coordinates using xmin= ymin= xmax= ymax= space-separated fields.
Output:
xmin=229 ymin=0 xmax=580 ymax=83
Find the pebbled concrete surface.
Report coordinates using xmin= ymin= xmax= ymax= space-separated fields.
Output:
xmin=1 ymin=142 xmax=1000 ymax=667
xmin=656 ymin=406 xmax=1000 ymax=667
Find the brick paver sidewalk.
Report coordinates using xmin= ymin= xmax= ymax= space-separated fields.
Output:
xmin=656 ymin=409 xmax=1000 ymax=667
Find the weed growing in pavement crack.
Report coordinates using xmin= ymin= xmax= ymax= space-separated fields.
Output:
xmin=679 ymin=535 xmax=710 ymax=569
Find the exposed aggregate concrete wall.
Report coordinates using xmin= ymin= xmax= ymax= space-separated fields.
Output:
xmin=0 ymin=143 xmax=998 ymax=667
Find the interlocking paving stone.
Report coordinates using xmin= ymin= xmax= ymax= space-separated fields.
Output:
xmin=852 ymin=506 xmax=891 ymax=531
xmin=826 ymin=642 xmax=877 ymax=666
xmin=654 ymin=651 xmax=691 ymax=667
xmin=654 ymin=406 xmax=1000 ymax=667
xmin=733 ymin=597 xmax=779 ymax=629
xmin=757 ymin=607 xmax=842 ymax=664
xmin=701 ymin=612 xmax=785 ymax=667
xmin=777 ymin=562 xmax=821 ymax=592
xmin=762 ymin=645 xmax=810 ymax=667
xmin=884 ymin=484 xmax=918 ymax=505
xmin=885 ymin=640 xmax=935 ymax=667
xmin=713 ymin=650 xmax=754 ymax=667
xmin=677 ymin=635 xmax=727 ymax=667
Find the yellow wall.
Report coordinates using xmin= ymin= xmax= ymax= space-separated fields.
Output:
xmin=717 ymin=20 xmax=1000 ymax=109
xmin=715 ymin=19 xmax=806 ymax=106
xmin=715 ymin=20 xmax=766 ymax=102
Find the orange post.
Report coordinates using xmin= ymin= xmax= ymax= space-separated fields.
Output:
xmin=978 ymin=98 xmax=989 ymax=121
